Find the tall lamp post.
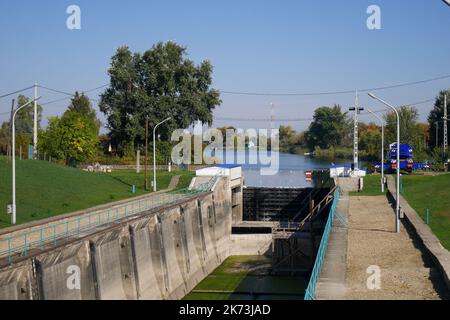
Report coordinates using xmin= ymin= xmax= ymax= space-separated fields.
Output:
xmin=368 ymin=93 xmax=400 ymax=234
xmin=11 ymin=96 xmax=42 ymax=225
xmin=366 ymin=107 xmax=385 ymax=193
xmin=153 ymin=117 xmax=171 ymax=192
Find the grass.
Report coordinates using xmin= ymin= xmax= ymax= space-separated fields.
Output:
xmin=183 ymin=256 xmax=307 ymax=300
xmin=0 ymin=157 xmax=194 ymax=228
xmin=402 ymin=174 xmax=450 ymax=251
xmin=350 ymin=174 xmax=386 ymax=196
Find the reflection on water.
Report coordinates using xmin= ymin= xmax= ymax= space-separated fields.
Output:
xmin=220 ymin=150 xmax=345 ymax=188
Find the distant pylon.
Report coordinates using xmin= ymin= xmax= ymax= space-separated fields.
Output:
xmin=270 ymin=102 xmax=275 ymax=130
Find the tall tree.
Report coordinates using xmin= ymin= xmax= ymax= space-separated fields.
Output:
xmin=385 ymin=105 xmax=428 ymax=160
xmin=100 ymin=42 xmax=221 ymax=154
xmin=15 ymin=95 xmax=43 ymax=137
xmin=39 ymin=112 xmax=99 ymax=165
xmin=68 ymin=92 xmax=101 ymax=133
xmin=306 ymin=105 xmax=347 ymax=150
xmin=427 ymin=89 xmax=450 ymax=149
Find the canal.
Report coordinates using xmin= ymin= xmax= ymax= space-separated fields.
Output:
xmin=185 ymin=151 xmax=341 ymax=300
xmin=223 ymin=150 xmax=347 ymax=188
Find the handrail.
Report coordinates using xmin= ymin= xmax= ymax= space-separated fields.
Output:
xmin=0 ymin=175 xmax=218 ymax=265
xmin=292 ymin=175 xmax=333 ymax=221
xmin=292 ymin=185 xmax=337 ymax=226
xmin=304 ymin=188 xmax=340 ymax=300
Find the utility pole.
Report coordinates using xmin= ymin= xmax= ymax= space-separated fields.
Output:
xmin=349 ymin=91 xmax=364 ymax=171
xmin=444 ymin=94 xmax=448 ymax=153
xmin=436 ymin=122 xmax=439 ymax=148
xmin=270 ymin=102 xmax=275 ymax=130
xmin=33 ymin=81 xmax=38 ymax=160
xmin=8 ymin=99 xmax=15 ymax=161
xmin=144 ymin=116 xmax=149 ymax=191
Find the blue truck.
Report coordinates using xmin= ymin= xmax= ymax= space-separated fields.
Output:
xmin=373 ymin=143 xmax=429 ymax=173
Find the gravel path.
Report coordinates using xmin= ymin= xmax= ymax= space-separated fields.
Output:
xmin=344 ymin=196 xmax=447 ymax=300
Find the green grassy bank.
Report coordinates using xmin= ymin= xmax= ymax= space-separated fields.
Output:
xmin=402 ymin=174 xmax=450 ymax=251
xmin=0 ymin=157 xmax=194 ymax=228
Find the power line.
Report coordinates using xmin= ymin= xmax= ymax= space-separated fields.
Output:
xmin=0 ymin=86 xmax=34 ymax=99
xmin=215 ymin=97 xmax=437 ymax=123
xmin=220 ymin=74 xmax=450 ymax=97
xmin=37 ymin=85 xmax=73 ymax=96
xmin=41 ymin=95 xmax=99 ymax=106
xmin=83 ymin=84 xmax=108 ymax=94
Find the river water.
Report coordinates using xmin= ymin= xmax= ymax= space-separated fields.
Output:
xmin=220 ymin=150 xmax=347 ymax=188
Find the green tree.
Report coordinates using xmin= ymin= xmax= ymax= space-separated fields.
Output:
xmin=68 ymin=92 xmax=102 ymax=133
xmin=384 ymin=106 xmax=428 ymax=161
xmin=359 ymin=122 xmax=382 ymax=160
xmin=427 ymin=89 xmax=450 ymax=150
xmin=100 ymin=42 xmax=221 ymax=154
xmin=39 ymin=111 xmax=99 ymax=165
xmin=306 ymin=105 xmax=347 ymax=150
xmin=16 ymin=95 xmax=43 ymax=137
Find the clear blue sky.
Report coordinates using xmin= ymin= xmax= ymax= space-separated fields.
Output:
xmin=1 ymin=0 xmax=450 ymax=131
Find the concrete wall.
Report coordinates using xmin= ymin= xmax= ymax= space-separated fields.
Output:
xmin=0 ymin=177 xmax=233 ymax=300
xmin=230 ymin=234 xmax=273 ymax=256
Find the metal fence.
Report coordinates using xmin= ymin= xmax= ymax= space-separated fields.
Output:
xmin=0 ymin=175 xmax=219 ymax=264
xmin=304 ymin=187 xmax=340 ymax=300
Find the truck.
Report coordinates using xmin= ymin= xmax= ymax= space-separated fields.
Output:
xmin=373 ymin=143 xmax=429 ymax=173
xmin=389 ymin=143 xmax=414 ymax=172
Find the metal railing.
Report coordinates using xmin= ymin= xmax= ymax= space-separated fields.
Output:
xmin=0 ymin=176 xmax=218 ymax=264
xmin=304 ymin=187 xmax=340 ymax=300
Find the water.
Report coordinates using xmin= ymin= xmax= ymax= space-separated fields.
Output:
xmin=220 ymin=150 xmax=347 ymax=188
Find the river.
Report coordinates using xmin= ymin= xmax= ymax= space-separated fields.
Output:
xmin=221 ymin=150 xmax=347 ymax=188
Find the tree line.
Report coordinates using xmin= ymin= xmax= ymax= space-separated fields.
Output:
xmin=279 ymin=90 xmax=450 ymax=167
xmin=0 ymin=41 xmax=448 ymax=169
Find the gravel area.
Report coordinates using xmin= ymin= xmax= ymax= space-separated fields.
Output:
xmin=344 ymin=196 xmax=447 ymax=300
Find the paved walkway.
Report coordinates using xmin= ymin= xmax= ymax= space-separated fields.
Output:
xmin=343 ymin=196 xmax=447 ymax=300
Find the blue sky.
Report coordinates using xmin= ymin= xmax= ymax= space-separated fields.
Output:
xmin=1 ymin=0 xmax=450 ymax=131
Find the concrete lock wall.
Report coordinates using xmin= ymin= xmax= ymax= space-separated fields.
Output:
xmin=0 ymin=177 xmax=234 ymax=300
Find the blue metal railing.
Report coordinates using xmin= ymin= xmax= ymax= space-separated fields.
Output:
xmin=0 ymin=176 xmax=218 ymax=264
xmin=304 ymin=187 xmax=340 ymax=300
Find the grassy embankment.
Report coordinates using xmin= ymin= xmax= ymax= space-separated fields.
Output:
xmin=0 ymin=157 xmax=194 ymax=228
xmin=402 ymin=174 xmax=450 ymax=251
xmin=184 ymin=256 xmax=307 ymax=300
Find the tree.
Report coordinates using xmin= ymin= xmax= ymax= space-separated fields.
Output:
xmin=16 ymin=95 xmax=43 ymax=137
xmin=306 ymin=105 xmax=347 ymax=150
xmin=359 ymin=123 xmax=382 ymax=160
xmin=100 ymin=42 xmax=221 ymax=154
xmin=385 ymin=105 xmax=427 ymax=161
xmin=427 ymin=89 xmax=450 ymax=149
xmin=68 ymin=92 xmax=102 ymax=133
xmin=39 ymin=110 xmax=99 ymax=165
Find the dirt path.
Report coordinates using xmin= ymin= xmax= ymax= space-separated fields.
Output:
xmin=344 ymin=196 xmax=447 ymax=300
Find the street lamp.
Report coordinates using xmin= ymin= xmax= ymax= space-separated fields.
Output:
xmin=366 ymin=108 xmax=385 ymax=193
xmin=368 ymin=93 xmax=401 ymax=233
xmin=153 ymin=117 xmax=171 ymax=192
xmin=11 ymin=96 xmax=42 ymax=225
